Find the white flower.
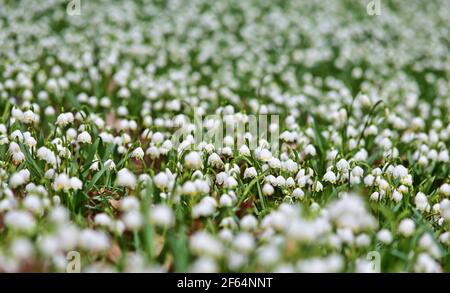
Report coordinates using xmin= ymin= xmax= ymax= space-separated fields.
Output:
xmin=56 ymin=113 xmax=74 ymax=127
xmin=131 ymin=147 xmax=145 ymax=159
xmin=304 ymin=144 xmax=316 ymax=156
xmin=22 ymin=110 xmax=38 ymax=124
xmin=364 ymin=175 xmax=375 ymax=186
xmin=439 ymin=183 xmax=450 ymax=196
xmin=225 ymin=177 xmax=238 ymax=189
xmin=151 ymin=132 xmax=164 ymax=144
xmin=154 ymin=172 xmax=169 ymax=190
xmin=184 ymin=151 xmax=202 ymax=169
xmin=268 ymin=158 xmax=281 ymax=169
xmin=120 ymin=196 xmax=140 ymax=212
xmin=190 ymin=257 xmax=218 ymax=273
xmin=77 ymin=131 xmax=92 ymax=144
xmin=94 ymin=213 xmax=113 ymax=228
xmin=258 ymin=149 xmax=272 ymax=162
xmin=11 ymin=238 xmax=34 ymax=259
xmin=219 ymin=194 xmax=233 ymax=207
xmin=70 ymin=177 xmax=83 ymax=190
xmin=239 ymin=145 xmax=250 ymax=156
xmin=150 ymin=204 xmax=174 ymax=228
xmin=390 ymin=190 xmax=402 ymax=202
xmin=323 ymin=170 xmax=337 ymax=183
xmin=351 ymin=166 xmax=364 ymax=178
xmin=4 ymin=210 xmax=35 ymax=232
xmin=54 ymin=173 xmax=71 ymax=191
xmin=104 ymin=159 xmax=116 ymax=170
xmin=327 ymin=194 xmax=377 ymax=232
xmin=315 ymin=181 xmax=323 ymax=192
xmin=122 ymin=211 xmax=143 ymax=231
xmin=377 ymin=229 xmax=393 ymax=244
xmin=9 ymin=169 xmax=30 ymax=188
xmin=146 ymin=146 xmax=160 ymax=158
xmin=233 ymin=232 xmax=255 ymax=253
xmin=240 ymin=215 xmax=258 ymax=231
xmin=292 ymin=188 xmax=304 ymax=199
xmin=262 ymin=183 xmax=274 ymax=196
xmin=207 ymin=153 xmax=223 ymax=168
xmin=116 ymin=168 xmax=137 ymax=189
xmin=182 ymin=181 xmax=197 ymax=196
xmin=286 ymin=177 xmax=295 ymax=187
xmin=398 ymin=218 xmax=415 ymax=237
xmin=190 ymin=231 xmax=223 ymax=257
xmin=192 ymin=197 xmax=217 ymax=217
xmin=10 ymin=130 xmax=24 ymax=142
xmin=414 ymin=253 xmax=442 ymax=273
xmin=12 ymin=151 xmax=25 ymax=164
xmin=336 ymin=159 xmax=349 ymax=172
xmin=393 ymin=165 xmax=408 ymax=179
xmin=79 ymin=229 xmax=110 ymax=252
xmin=415 ymin=192 xmax=430 ymax=212
xmin=244 ymin=167 xmax=257 ymax=179
xmin=24 ymin=195 xmax=43 ymax=214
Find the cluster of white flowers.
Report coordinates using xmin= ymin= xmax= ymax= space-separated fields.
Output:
xmin=0 ymin=0 xmax=448 ymax=273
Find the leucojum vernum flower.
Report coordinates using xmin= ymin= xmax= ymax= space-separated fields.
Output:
xmin=0 ymin=0 xmax=449 ymax=273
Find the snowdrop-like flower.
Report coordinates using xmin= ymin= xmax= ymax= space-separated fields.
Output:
xmin=244 ymin=167 xmax=257 ymax=179
xmin=351 ymin=166 xmax=364 ymax=178
xmin=292 ymin=188 xmax=305 ymax=199
xmin=392 ymin=190 xmax=403 ymax=202
xmin=315 ymin=181 xmax=323 ymax=192
xmin=10 ymin=130 xmax=24 ymax=142
xmin=393 ymin=165 xmax=408 ymax=179
xmin=104 ymin=159 xmax=116 ymax=170
xmin=4 ymin=210 xmax=35 ymax=232
xmin=79 ymin=229 xmax=110 ymax=252
xmin=56 ymin=113 xmax=74 ymax=127
xmin=323 ymin=170 xmax=337 ymax=184
xmin=207 ymin=153 xmax=223 ymax=168
xmin=258 ymin=149 xmax=272 ymax=162
xmin=154 ymin=172 xmax=169 ymax=190
xmin=219 ymin=194 xmax=233 ymax=207
xmin=414 ymin=253 xmax=442 ymax=273
xmin=9 ymin=169 xmax=31 ymax=188
xmin=225 ymin=177 xmax=238 ymax=189
xmin=192 ymin=197 xmax=217 ymax=217
xmin=439 ymin=184 xmax=450 ymax=196
xmin=94 ymin=213 xmax=113 ymax=228
xmin=239 ymin=144 xmax=250 ymax=156
xmin=377 ymin=229 xmax=393 ymax=244
xmin=54 ymin=173 xmax=71 ymax=191
xmin=116 ymin=168 xmax=137 ymax=189
xmin=262 ymin=183 xmax=274 ymax=196
xmin=233 ymin=232 xmax=255 ymax=253
xmin=131 ymin=147 xmax=145 ymax=159
xmin=184 ymin=151 xmax=202 ymax=169
xmin=190 ymin=232 xmax=223 ymax=257
xmin=327 ymin=194 xmax=377 ymax=232
xmin=304 ymin=144 xmax=316 ymax=156
xmin=1 ymin=0 xmax=450 ymax=273
xmin=398 ymin=218 xmax=415 ymax=237
xmin=415 ymin=192 xmax=430 ymax=212
xmin=364 ymin=175 xmax=375 ymax=186
xmin=336 ymin=159 xmax=349 ymax=172
xmin=77 ymin=131 xmax=92 ymax=144
xmin=122 ymin=211 xmax=143 ymax=231
xmin=240 ymin=215 xmax=258 ymax=231
xmin=70 ymin=177 xmax=83 ymax=190
xmin=24 ymin=195 xmax=43 ymax=214
xmin=150 ymin=204 xmax=174 ymax=228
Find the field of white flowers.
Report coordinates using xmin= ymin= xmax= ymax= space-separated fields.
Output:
xmin=0 ymin=0 xmax=449 ymax=273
